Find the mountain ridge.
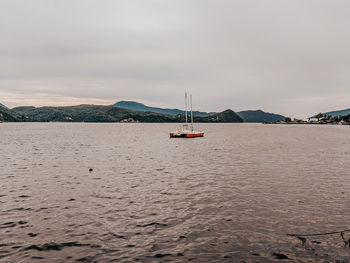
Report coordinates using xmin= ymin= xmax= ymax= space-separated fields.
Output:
xmin=0 ymin=103 xmax=8 ymax=109
xmin=10 ymin=104 xmax=242 ymax=123
xmin=236 ymin=110 xmax=285 ymax=123
xmin=114 ymin=101 xmax=214 ymax=117
xmin=323 ymin=108 xmax=350 ymax=117
xmin=114 ymin=101 xmax=285 ymax=123
xmin=0 ymin=106 xmax=28 ymax=122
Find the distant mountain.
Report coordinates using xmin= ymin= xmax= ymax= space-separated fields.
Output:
xmin=12 ymin=104 xmax=242 ymax=123
xmin=323 ymin=108 xmax=350 ymax=117
xmin=13 ymin=105 xmax=129 ymax=122
xmin=201 ymin=109 xmax=243 ymax=123
xmin=0 ymin=103 xmax=8 ymax=109
xmin=0 ymin=107 xmax=28 ymax=122
xmin=237 ymin=110 xmax=285 ymax=123
xmin=115 ymin=101 xmax=285 ymax=123
xmin=5 ymin=101 xmax=279 ymax=123
xmin=114 ymin=101 xmax=214 ymax=117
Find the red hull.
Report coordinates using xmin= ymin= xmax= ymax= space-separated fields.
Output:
xmin=170 ymin=133 xmax=204 ymax=138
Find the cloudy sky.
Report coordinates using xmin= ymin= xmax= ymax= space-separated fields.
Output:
xmin=1 ymin=0 xmax=349 ymax=117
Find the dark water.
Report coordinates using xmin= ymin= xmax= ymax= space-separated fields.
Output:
xmin=1 ymin=123 xmax=350 ymax=263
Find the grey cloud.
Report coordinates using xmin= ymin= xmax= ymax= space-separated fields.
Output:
xmin=0 ymin=0 xmax=350 ymax=117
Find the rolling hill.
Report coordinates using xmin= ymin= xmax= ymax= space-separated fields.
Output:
xmin=0 ymin=103 xmax=8 ymax=109
xmin=323 ymin=108 xmax=350 ymax=117
xmin=236 ymin=110 xmax=285 ymax=123
xmin=114 ymin=101 xmax=214 ymax=117
xmin=0 ymin=106 xmax=28 ymax=122
xmin=11 ymin=104 xmax=242 ymax=123
xmin=115 ymin=101 xmax=284 ymax=123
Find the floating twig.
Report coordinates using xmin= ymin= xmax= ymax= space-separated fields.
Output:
xmin=287 ymin=229 xmax=350 ymax=237
xmin=287 ymin=229 xmax=350 ymax=249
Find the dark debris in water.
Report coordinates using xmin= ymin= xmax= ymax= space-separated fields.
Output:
xmin=289 ymin=229 xmax=350 ymax=250
xmin=18 ymin=195 xmax=30 ymax=198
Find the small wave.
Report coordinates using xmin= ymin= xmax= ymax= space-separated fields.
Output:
xmin=136 ymin=222 xmax=168 ymax=227
xmin=24 ymin=242 xmax=91 ymax=251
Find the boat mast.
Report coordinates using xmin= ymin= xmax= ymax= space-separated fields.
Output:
xmin=190 ymin=94 xmax=193 ymax=130
xmin=185 ymin=92 xmax=188 ymax=126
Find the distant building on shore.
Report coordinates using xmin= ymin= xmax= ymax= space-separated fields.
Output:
xmin=120 ymin=118 xmax=140 ymax=123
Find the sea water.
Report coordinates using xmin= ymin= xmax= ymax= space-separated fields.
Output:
xmin=1 ymin=123 xmax=350 ymax=262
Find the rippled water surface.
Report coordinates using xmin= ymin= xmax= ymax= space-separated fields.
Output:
xmin=1 ymin=123 xmax=350 ymax=263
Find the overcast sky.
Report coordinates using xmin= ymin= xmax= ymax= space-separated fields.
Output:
xmin=1 ymin=0 xmax=350 ymax=118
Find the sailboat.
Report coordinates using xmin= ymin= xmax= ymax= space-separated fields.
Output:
xmin=170 ymin=93 xmax=204 ymax=138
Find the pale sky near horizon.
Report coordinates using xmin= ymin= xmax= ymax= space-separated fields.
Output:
xmin=1 ymin=0 xmax=350 ymax=118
